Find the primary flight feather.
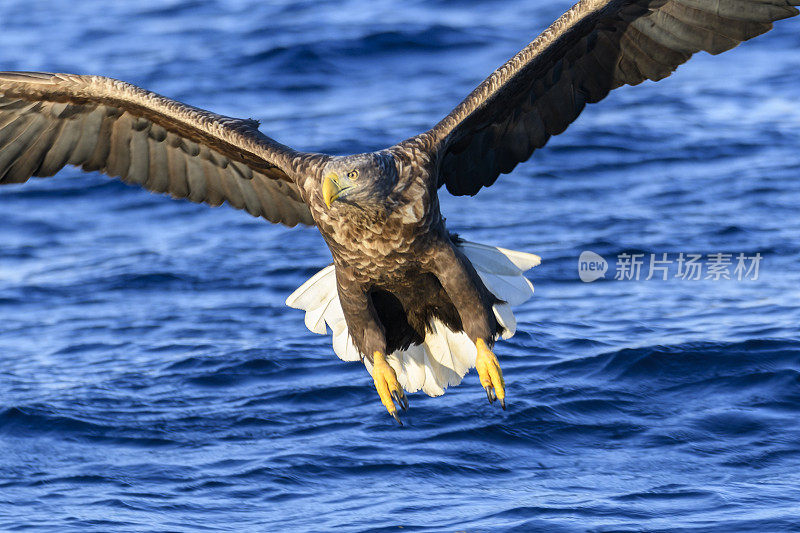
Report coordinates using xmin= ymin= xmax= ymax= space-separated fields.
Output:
xmin=1 ymin=0 xmax=796 ymax=423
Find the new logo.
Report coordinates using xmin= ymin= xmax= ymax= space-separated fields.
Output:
xmin=578 ymin=251 xmax=608 ymax=283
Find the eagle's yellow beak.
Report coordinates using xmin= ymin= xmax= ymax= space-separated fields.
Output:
xmin=323 ymin=172 xmax=345 ymax=208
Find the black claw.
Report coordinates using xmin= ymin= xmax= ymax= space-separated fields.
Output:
xmin=391 ymin=390 xmax=409 ymax=411
xmin=485 ymin=387 xmax=495 ymax=404
xmin=500 ymin=398 xmax=506 ymax=411
xmin=390 ymin=410 xmax=403 ymax=426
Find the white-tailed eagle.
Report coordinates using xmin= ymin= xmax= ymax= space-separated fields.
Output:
xmin=1 ymin=0 xmax=797 ymax=423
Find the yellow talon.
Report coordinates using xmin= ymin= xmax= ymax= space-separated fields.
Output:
xmin=372 ymin=351 xmax=408 ymax=424
xmin=476 ymin=339 xmax=506 ymax=409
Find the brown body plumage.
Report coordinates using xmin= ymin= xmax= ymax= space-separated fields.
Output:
xmin=303 ymin=150 xmax=500 ymax=358
xmin=1 ymin=0 xmax=797 ymax=421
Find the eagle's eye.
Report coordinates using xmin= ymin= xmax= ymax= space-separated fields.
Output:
xmin=347 ymin=170 xmax=359 ymax=180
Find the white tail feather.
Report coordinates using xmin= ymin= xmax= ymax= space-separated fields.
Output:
xmin=286 ymin=240 xmax=540 ymax=397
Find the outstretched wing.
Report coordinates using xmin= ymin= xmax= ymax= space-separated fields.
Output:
xmin=402 ymin=0 xmax=798 ymax=196
xmin=0 ymin=72 xmax=316 ymax=227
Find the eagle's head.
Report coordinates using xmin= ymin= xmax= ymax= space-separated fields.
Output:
xmin=320 ymin=152 xmax=397 ymax=210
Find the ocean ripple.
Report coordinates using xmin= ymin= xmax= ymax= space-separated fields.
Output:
xmin=1 ymin=0 xmax=800 ymax=531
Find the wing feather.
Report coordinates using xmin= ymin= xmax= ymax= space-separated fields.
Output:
xmin=145 ymin=135 xmax=169 ymax=193
xmin=39 ymin=118 xmax=78 ymax=177
xmin=0 ymin=72 xmax=316 ymax=227
xmin=399 ymin=0 xmax=798 ymax=196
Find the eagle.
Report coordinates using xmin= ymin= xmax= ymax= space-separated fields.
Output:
xmin=0 ymin=0 xmax=797 ymax=424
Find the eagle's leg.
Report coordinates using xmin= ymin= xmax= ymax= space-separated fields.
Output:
xmin=433 ymin=242 xmax=507 ymax=409
xmin=372 ymin=350 xmax=409 ymax=425
xmin=337 ymin=278 xmax=408 ymax=424
xmin=476 ymin=338 xmax=506 ymax=409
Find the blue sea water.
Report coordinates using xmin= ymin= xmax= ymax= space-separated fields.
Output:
xmin=1 ymin=0 xmax=800 ymax=530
